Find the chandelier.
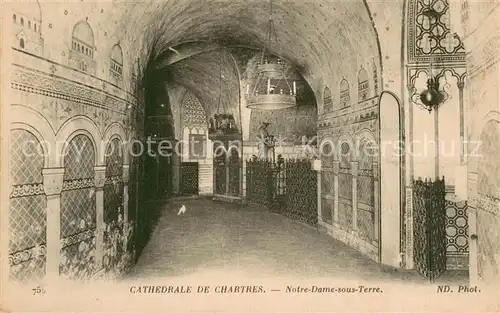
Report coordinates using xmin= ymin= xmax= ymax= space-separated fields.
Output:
xmin=245 ymin=0 xmax=297 ymax=110
xmin=410 ymin=8 xmax=450 ymax=113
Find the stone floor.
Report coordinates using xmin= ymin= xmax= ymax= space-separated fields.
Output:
xmin=126 ymin=197 xmax=468 ymax=285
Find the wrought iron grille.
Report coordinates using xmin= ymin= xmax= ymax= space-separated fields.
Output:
xmin=214 ymin=155 xmax=226 ymax=195
xmin=245 ymin=159 xmax=274 ymax=207
xmin=357 ymin=169 xmax=375 ymax=242
xmin=338 ymin=142 xmax=353 ymax=230
xmin=181 ymin=162 xmax=199 ymax=195
xmin=127 ymin=157 xmax=139 ymax=253
xmin=103 ymin=138 xmax=125 ymax=271
xmin=9 ymin=130 xmax=46 ymax=282
xmin=104 ymin=138 xmax=124 ymax=225
xmin=283 ymin=159 xmax=317 ymax=226
xmin=60 ymin=134 xmax=96 ymax=279
xmin=413 ymin=177 xmax=447 ymax=281
xmin=228 ymin=149 xmax=240 ymax=196
xmin=321 ymin=171 xmax=334 ymax=224
xmin=338 ymin=170 xmax=352 ymax=230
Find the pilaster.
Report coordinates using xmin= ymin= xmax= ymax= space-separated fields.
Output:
xmin=122 ymin=164 xmax=130 ymax=251
xmin=372 ymin=160 xmax=380 ymax=243
xmin=94 ymin=166 xmax=106 ymax=268
xmin=351 ymin=161 xmax=358 ymax=232
xmin=333 ymin=161 xmax=340 ymax=224
xmin=42 ymin=168 xmax=65 ymax=281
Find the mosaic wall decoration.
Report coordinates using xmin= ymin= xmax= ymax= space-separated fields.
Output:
xmin=358 ymin=68 xmax=369 ymax=102
xmin=9 ymin=130 xmax=47 ymax=282
xmin=249 ymin=105 xmax=317 ymax=144
xmin=323 ymin=87 xmax=333 ymax=112
xmin=182 ymin=92 xmax=208 ymax=128
xmin=407 ymin=0 xmax=466 ymax=65
xmin=445 ymin=200 xmax=468 ymax=254
xmin=340 ymin=79 xmax=350 ymax=108
xmin=60 ymin=134 xmax=97 ymax=279
xmin=372 ymin=60 xmax=379 ymax=95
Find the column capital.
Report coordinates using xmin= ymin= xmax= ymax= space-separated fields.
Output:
xmin=333 ymin=161 xmax=340 ymax=174
xmin=350 ymin=161 xmax=358 ymax=175
xmin=122 ymin=164 xmax=130 ymax=183
xmin=457 ymin=81 xmax=465 ymax=89
xmin=372 ymin=160 xmax=379 ymax=179
xmin=94 ymin=165 xmax=106 ymax=188
xmin=42 ymin=168 xmax=65 ymax=196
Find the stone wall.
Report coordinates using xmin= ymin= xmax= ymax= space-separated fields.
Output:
xmin=450 ymin=0 xmax=500 ymax=284
xmin=6 ymin=1 xmax=141 ymax=282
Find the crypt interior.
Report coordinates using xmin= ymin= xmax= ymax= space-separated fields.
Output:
xmin=2 ymin=0 xmax=500 ymax=287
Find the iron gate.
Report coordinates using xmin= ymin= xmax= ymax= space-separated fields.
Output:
xmin=283 ymin=159 xmax=317 ymax=226
xmin=181 ymin=162 xmax=199 ymax=195
xmin=413 ymin=177 xmax=447 ymax=281
xmin=245 ymin=159 xmax=275 ymax=209
xmin=245 ymin=158 xmax=316 ymax=222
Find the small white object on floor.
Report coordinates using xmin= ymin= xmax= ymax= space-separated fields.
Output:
xmin=177 ymin=204 xmax=186 ymax=215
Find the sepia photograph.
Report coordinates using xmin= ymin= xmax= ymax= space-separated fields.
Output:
xmin=0 ymin=0 xmax=499 ymax=311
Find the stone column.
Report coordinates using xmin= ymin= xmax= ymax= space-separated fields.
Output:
xmin=122 ymin=164 xmax=130 ymax=251
xmin=94 ymin=166 xmax=106 ymax=269
xmin=315 ymin=160 xmax=322 ymax=223
xmin=42 ymin=168 xmax=65 ymax=281
xmin=351 ymin=161 xmax=358 ymax=232
xmin=333 ymin=161 xmax=340 ymax=224
xmin=373 ymin=160 xmax=380 ymax=243
xmin=457 ymin=81 xmax=466 ymax=164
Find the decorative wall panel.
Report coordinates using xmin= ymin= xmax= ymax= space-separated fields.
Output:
xmin=358 ymin=68 xmax=369 ymax=102
xmin=445 ymin=200 xmax=468 ymax=269
xmin=182 ymin=92 xmax=208 ymax=128
xmin=407 ymin=0 xmax=466 ymax=65
xmin=60 ymin=134 xmax=96 ymax=279
xmin=340 ymin=79 xmax=350 ymax=108
xmin=9 ymin=130 xmax=46 ymax=282
xmin=323 ymin=87 xmax=333 ymax=112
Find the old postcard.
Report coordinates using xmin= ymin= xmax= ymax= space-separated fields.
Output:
xmin=1 ymin=0 xmax=499 ymax=312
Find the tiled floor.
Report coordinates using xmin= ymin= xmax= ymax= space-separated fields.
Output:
xmin=126 ymin=197 xmax=468 ymax=285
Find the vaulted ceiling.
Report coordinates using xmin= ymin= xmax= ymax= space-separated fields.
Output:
xmin=118 ymin=0 xmax=381 ymax=124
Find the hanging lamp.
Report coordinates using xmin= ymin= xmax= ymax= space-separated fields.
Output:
xmin=209 ymin=49 xmax=236 ymax=137
xmin=245 ymin=0 xmax=297 ymax=110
